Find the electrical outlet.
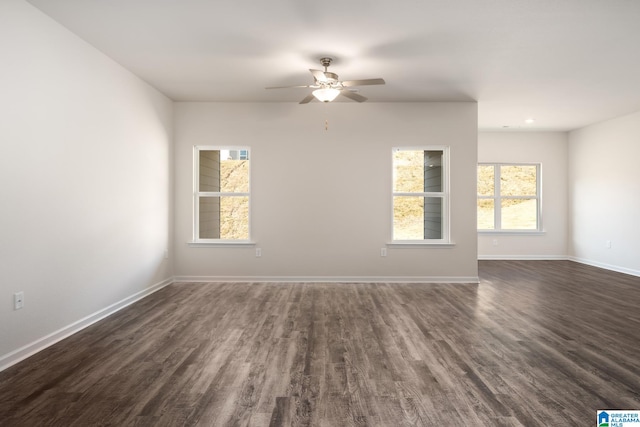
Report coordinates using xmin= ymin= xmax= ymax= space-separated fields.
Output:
xmin=492 ymin=239 xmax=498 ymax=246
xmin=606 ymin=240 xmax=612 ymax=249
xmin=14 ymin=292 xmax=24 ymax=310
xmin=381 ymin=248 xmax=387 ymax=257
xmin=256 ymin=248 xmax=262 ymax=257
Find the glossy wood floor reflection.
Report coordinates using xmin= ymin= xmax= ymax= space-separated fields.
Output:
xmin=2 ymin=261 xmax=640 ymax=426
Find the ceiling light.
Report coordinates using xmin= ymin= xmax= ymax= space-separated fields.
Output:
xmin=312 ymin=88 xmax=340 ymax=103
xmin=525 ymin=118 xmax=535 ymax=124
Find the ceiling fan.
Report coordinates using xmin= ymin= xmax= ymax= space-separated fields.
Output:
xmin=266 ymin=57 xmax=385 ymax=104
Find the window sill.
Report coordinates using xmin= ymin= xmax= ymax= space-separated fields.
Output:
xmin=387 ymin=241 xmax=456 ymax=248
xmin=478 ymin=230 xmax=546 ymax=236
xmin=187 ymin=241 xmax=256 ymax=248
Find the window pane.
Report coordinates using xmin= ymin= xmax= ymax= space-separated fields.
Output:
xmin=199 ymin=150 xmax=220 ymax=192
xmin=199 ymin=150 xmax=249 ymax=193
xmin=199 ymin=196 xmax=220 ymax=239
xmin=220 ymin=157 xmax=249 ymax=193
xmin=393 ymin=150 xmax=443 ymax=193
xmin=477 ymin=199 xmax=495 ymax=229
xmin=424 ymin=151 xmax=443 ymax=192
xmin=220 ymin=196 xmax=249 ymax=239
xmin=477 ymin=165 xmax=494 ymax=196
xmin=393 ymin=150 xmax=424 ymax=192
xmin=501 ymin=198 xmax=537 ymax=229
xmin=394 ymin=196 xmax=423 ymax=240
xmin=199 ymin=196 xmax=249 ymax=239
xmin=393 ymin=196 xmax=442 ymax=239
xmin=424 ymin=197 xmax=443 ymax=239
xmin=501 ymin=165 xmax=536 ymax=196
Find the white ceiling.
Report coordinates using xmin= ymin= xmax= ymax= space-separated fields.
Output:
xmin=26 ymin=0 xmax=640 ymax=131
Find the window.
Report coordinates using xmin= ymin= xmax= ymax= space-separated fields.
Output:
xmin=193 ymin=146 xmax=250 ymax=242
xmin=392 ymin=147 xmax=450 ymax=242
xmin=477 ymin=163 xmax=540 ymax=231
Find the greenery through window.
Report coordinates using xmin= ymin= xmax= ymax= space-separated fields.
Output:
xmin=478 ymin=164 xmax=540 ymax=231
xmin=194 ymin=147 xmax=250 ymax=241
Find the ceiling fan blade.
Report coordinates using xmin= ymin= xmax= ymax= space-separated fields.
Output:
xmin=340 ymin=90 xmax=368 ymax=103
xmin=310 ymin=69 xmax=328 ymax=83
xmin=341 ymin=78 xmax=386 ymax=87
xmin=299 ymin=93 xmax=315 ymax=104
xmin=266 ymin=84 xmax=314 ymax=89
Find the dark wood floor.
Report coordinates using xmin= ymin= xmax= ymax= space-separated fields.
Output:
xmin=1 ymin=261 xmax=639 ymax=426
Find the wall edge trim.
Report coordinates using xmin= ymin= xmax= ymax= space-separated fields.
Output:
xmin=478 ymin=255 xmax=568 ymax=260
xmin=173 ymin=275 xmax=480 ymax=284
xmin=0 ymin=276 xmax=174 ymax=372
xmin=568 ymin=256 xmax=640 ymax=278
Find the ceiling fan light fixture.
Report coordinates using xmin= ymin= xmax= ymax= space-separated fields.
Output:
xmin=312 ymin=88 xmax=340 ymax=102
xmin=267 ymin=57 xmax=384 ymax=104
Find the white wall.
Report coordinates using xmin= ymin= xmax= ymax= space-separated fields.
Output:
xmin=174 ymin=102 xmax=478 ymax=281
xmin=0 ymin=0 xmax=174 ymax=368
xmin=568 ymin=110 xmax=640 ymax=276
xmin=478 ymin=132 xmax=568 ymax=259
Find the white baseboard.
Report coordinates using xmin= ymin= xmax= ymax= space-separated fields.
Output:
xmin=173 ymin=275 xmax=480 ymax=284
xmin=568 ymin=256 xmax=640 ymax=278
xmin=0 ymin=277 xmax=174 ymax=372
xmin=478 ymin=255 xmax=568 ymax=260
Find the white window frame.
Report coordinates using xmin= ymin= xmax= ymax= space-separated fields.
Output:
xmin=390 ymin=146 xmax=452 ymax=246
xmin=190 ymin=145 xmax=253 ymax=246
xmin=477 ymin=163 xmax=542 ymax=233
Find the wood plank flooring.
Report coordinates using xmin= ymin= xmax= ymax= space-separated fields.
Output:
xmin=1 ymin=260 xmax=640 ymax=426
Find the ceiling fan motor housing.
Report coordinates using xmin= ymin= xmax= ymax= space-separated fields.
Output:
xmin=322 ymin=72 xmax=339 ymax=83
